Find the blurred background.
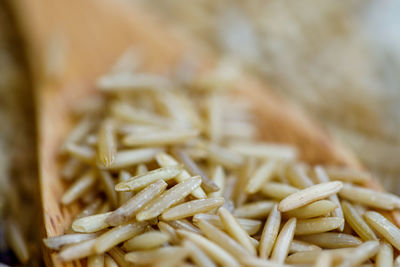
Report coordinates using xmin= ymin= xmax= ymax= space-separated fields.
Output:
xmin=132 ymin=0 xmax=400 ymax=192
xmin=1 ymin=0 xmax=400 ymax=265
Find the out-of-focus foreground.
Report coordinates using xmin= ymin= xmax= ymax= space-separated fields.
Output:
xmin=0 ymin=2 xmax=41 ymax=266
xmin=133 ymin=0 xmax=400 ymax=192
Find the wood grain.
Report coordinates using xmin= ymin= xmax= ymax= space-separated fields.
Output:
xmin=10 ymin=0 xmax=400 ymax=266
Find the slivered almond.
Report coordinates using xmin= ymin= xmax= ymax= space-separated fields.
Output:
xmin=279 ymin=182 xmax=343 ymax=212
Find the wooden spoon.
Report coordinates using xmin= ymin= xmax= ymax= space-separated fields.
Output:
xmin=10 ymin=0 xmax=400 ymax=265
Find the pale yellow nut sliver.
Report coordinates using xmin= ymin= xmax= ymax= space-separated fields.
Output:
xmin=123 ymin=231 xmax=169 ymax=250
xmin=295 ymin=217 xmax=344 ymax=235
xmin=115 ymin=166 xmax=181 ymax=192
xmin=72 ymin=212 xmax=112 ymax=233
xmin=161 ymin=197 xmax=224 ymax=221
xmin=270 ymin=217 xmax=297 ymax=264
xmin=278 ymin=181 xmax=343 ymax=212
xmin=94 ymin=222 xmax=147 ymax=253
xmin=284 ymin=200 xmax=337 ymax=219
xmin=97 ymin=119 xmax=116 ymax=167
xmin=364 ymin=211 xmax=400 ymax=250
xmin=341 ymin=201 xmax=377 ymax=241
xmin=259 ymin=204 xmax=281 ymax=259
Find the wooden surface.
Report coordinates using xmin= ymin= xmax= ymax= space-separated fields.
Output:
xmin=10 ymin=0 xmax=400 ymax=266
